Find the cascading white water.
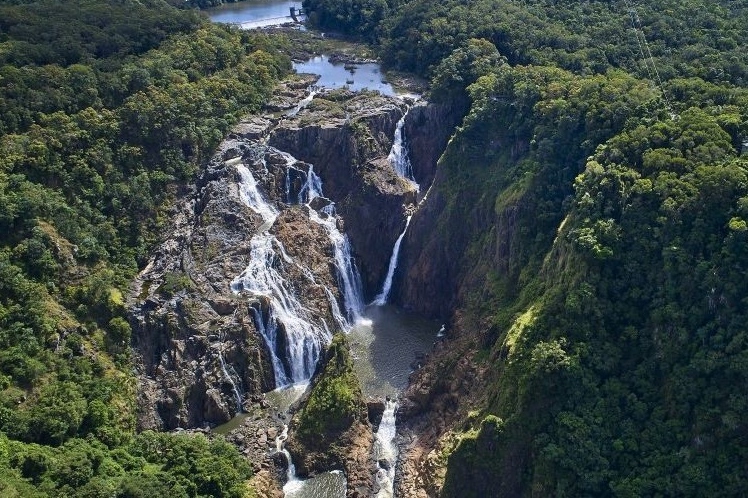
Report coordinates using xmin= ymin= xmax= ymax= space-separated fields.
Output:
xmin=217 ymin=345 xmax=243 ymax=412
xmin=231 ymin=162 xmax=333 ymax=386
xmin=372 ymin=106 xmax=422 ymax=307
xmin=232 ymin=150 xmax=367 ymax=387
xmin=373 ymin=215 xmax=412 ymax=306
xmin=276 ymin=425 xmax=303 ymax=494
xmin=236 ymin=163 xmax=278 ymax=224
xmin=281 ymin=153 xmax=366 ymax=324
xmin=308 ymin=207 xmax=366 ymax=324
xmin=374 ymin=399 xmax=399 ymax=498
xmin=287 ymin=89 xmax=318 ymax=118
xmin=388 ymin=110 xmax=419 ymax=191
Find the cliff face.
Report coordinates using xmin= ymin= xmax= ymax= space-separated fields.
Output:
xmin=403 ymin=101 xmax=461 ymax=190
xmin=269 ymin=92 xmax=418 ymax=298
xmin=128 ymin=87 xmax=421 ymax=431
xmin=396 ymin=63 xmax=748 ymax=497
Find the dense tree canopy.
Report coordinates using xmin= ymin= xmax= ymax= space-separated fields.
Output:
xmin=300 ymin=0 xmax=748 ymax=495
xmin=0 ymin=0 xmax=289 ymax=493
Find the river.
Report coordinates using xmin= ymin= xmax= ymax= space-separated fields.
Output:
xmin=206 ymin=0 xmax=302 ymax=27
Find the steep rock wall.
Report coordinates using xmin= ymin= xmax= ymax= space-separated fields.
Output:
xmin=269 ymin=92 xmax=418 ymax=298
xmin=129 ymin=89 xmax=423 ymax=431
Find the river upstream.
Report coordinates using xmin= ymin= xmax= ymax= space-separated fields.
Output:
xmin=208 ymin=4 xmax=437 ymax=497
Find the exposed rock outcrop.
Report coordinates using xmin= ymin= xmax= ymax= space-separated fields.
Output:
xmin=395 ymin=327 xmax=487 ymax=498
xmin=403 ymin=101 xmax=461 ymax=190
xmin=129 ymin=84 xmax=421 ymax=432
xmin=286 ymin=334 xmax=374 ymax=498
xmin=130 ymin=140 xmax=343 ymax=430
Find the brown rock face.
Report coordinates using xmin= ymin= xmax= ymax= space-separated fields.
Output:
xmin=129 ymin=88 xmax=424 ymax=432
xmin=269 ymin=91 xmax=417 ymax=298
xmin=130 ymin=141 xmax=342 ymax=430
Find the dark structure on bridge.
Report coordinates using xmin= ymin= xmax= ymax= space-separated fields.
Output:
xmin=289 ymin=6 xmax=306 ymax=23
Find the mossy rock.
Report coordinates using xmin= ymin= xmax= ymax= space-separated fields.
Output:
xmin=294 ymin=333 xmax=362 ymax=447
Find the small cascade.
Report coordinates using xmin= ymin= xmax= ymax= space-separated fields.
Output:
xmin=373 ymin=215 xmax=412 ymax=306
xmin=236 ymin=163 xmax=277 ymax=225
xmin=276 ymin=425 xmax=302 ymax=494
xmin=374 ymin=399 xmax=399 ymax=498
xmin=216 ymin=345 xmax=243 ymax=412
xmin=287 ymin=88 xmax=318 ymax=118
xmin=388 ymin=110 xmax=419 ymax=190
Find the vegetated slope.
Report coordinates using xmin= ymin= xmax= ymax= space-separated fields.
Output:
xmin=302 ymin=0 xmax=748 ymax=495
xmin=0 ymin=0 xmax=289 ymax=494
xmin=435 ymin=64 xmax=748 ymax=497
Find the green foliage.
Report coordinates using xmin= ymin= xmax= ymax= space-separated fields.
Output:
xmin=434 ymin=62 xmax=748 ymax=495
xmin=295 ymin=334 xmax=362 ymax=444
xmin=376 ymin=0 xmax=748 ymax=89
xmin=429 ymin=38 xmax=506 ymax=103
xmin=0 ymin=432 xmax=251 ymax=497
xmin=0 ymin=0 xmax=288 ymax=493
xmin=303 ymin=0 xmax=393 ymax=41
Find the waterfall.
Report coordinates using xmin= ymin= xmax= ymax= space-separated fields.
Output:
xmin=236 ymin=163 xmax=278 ymax=225
xmin=281 ymin=152 xmax=366 ymax=323
xmin=388 ymin=110 xmax=419 ymax=190
xmin=276 ymin=425 xmax=302 ymax=494
xmin=372 ymin=107 xmax=420 ymax=307
xmin=234 ymin=230 xmax=329 ymax=386
xmin=232 ymin=149 xmax=366 ymax=388
xmin=308 ymin=207 xmax=365 ymax=323
xmin=231 ymin=162 xmax=332 ymax=386
xmin=373 ymin=215 xmax=412 ymax=306
xmin=217 ymin=345 xmax=243 ymax=412
xmin=374 ymin=399 xmax=399 ymax=498
xmin=287 ymin=89 xmax=318 ymax=117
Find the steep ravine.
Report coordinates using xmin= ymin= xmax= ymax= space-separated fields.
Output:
xmin=129 ymin=84 xmax=419 ymax=427
xmin=127 ymin=75 xmax=461 ymax=497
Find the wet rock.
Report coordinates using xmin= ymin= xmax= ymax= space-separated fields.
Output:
xmin=203 ymin=388 xmax=232 ymax=425
xmin=209 ymin=298 xmax=236 ymax=316
xmin=308 ymin=195 xmax=333 ymax=213
xmin=367 ymin=399 xmax=385 ymax=429
xmin=267 ymin=427 xmax=278 ymax=440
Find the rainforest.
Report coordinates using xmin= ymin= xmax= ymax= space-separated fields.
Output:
xmin=1 ymin=0 xmax=747 ymax=496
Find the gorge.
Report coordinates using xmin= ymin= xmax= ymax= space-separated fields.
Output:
xmin=128 ymin=43 xmax=456 ymax=494
xmin=2 ymin=0 xmax=747 ymax=496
